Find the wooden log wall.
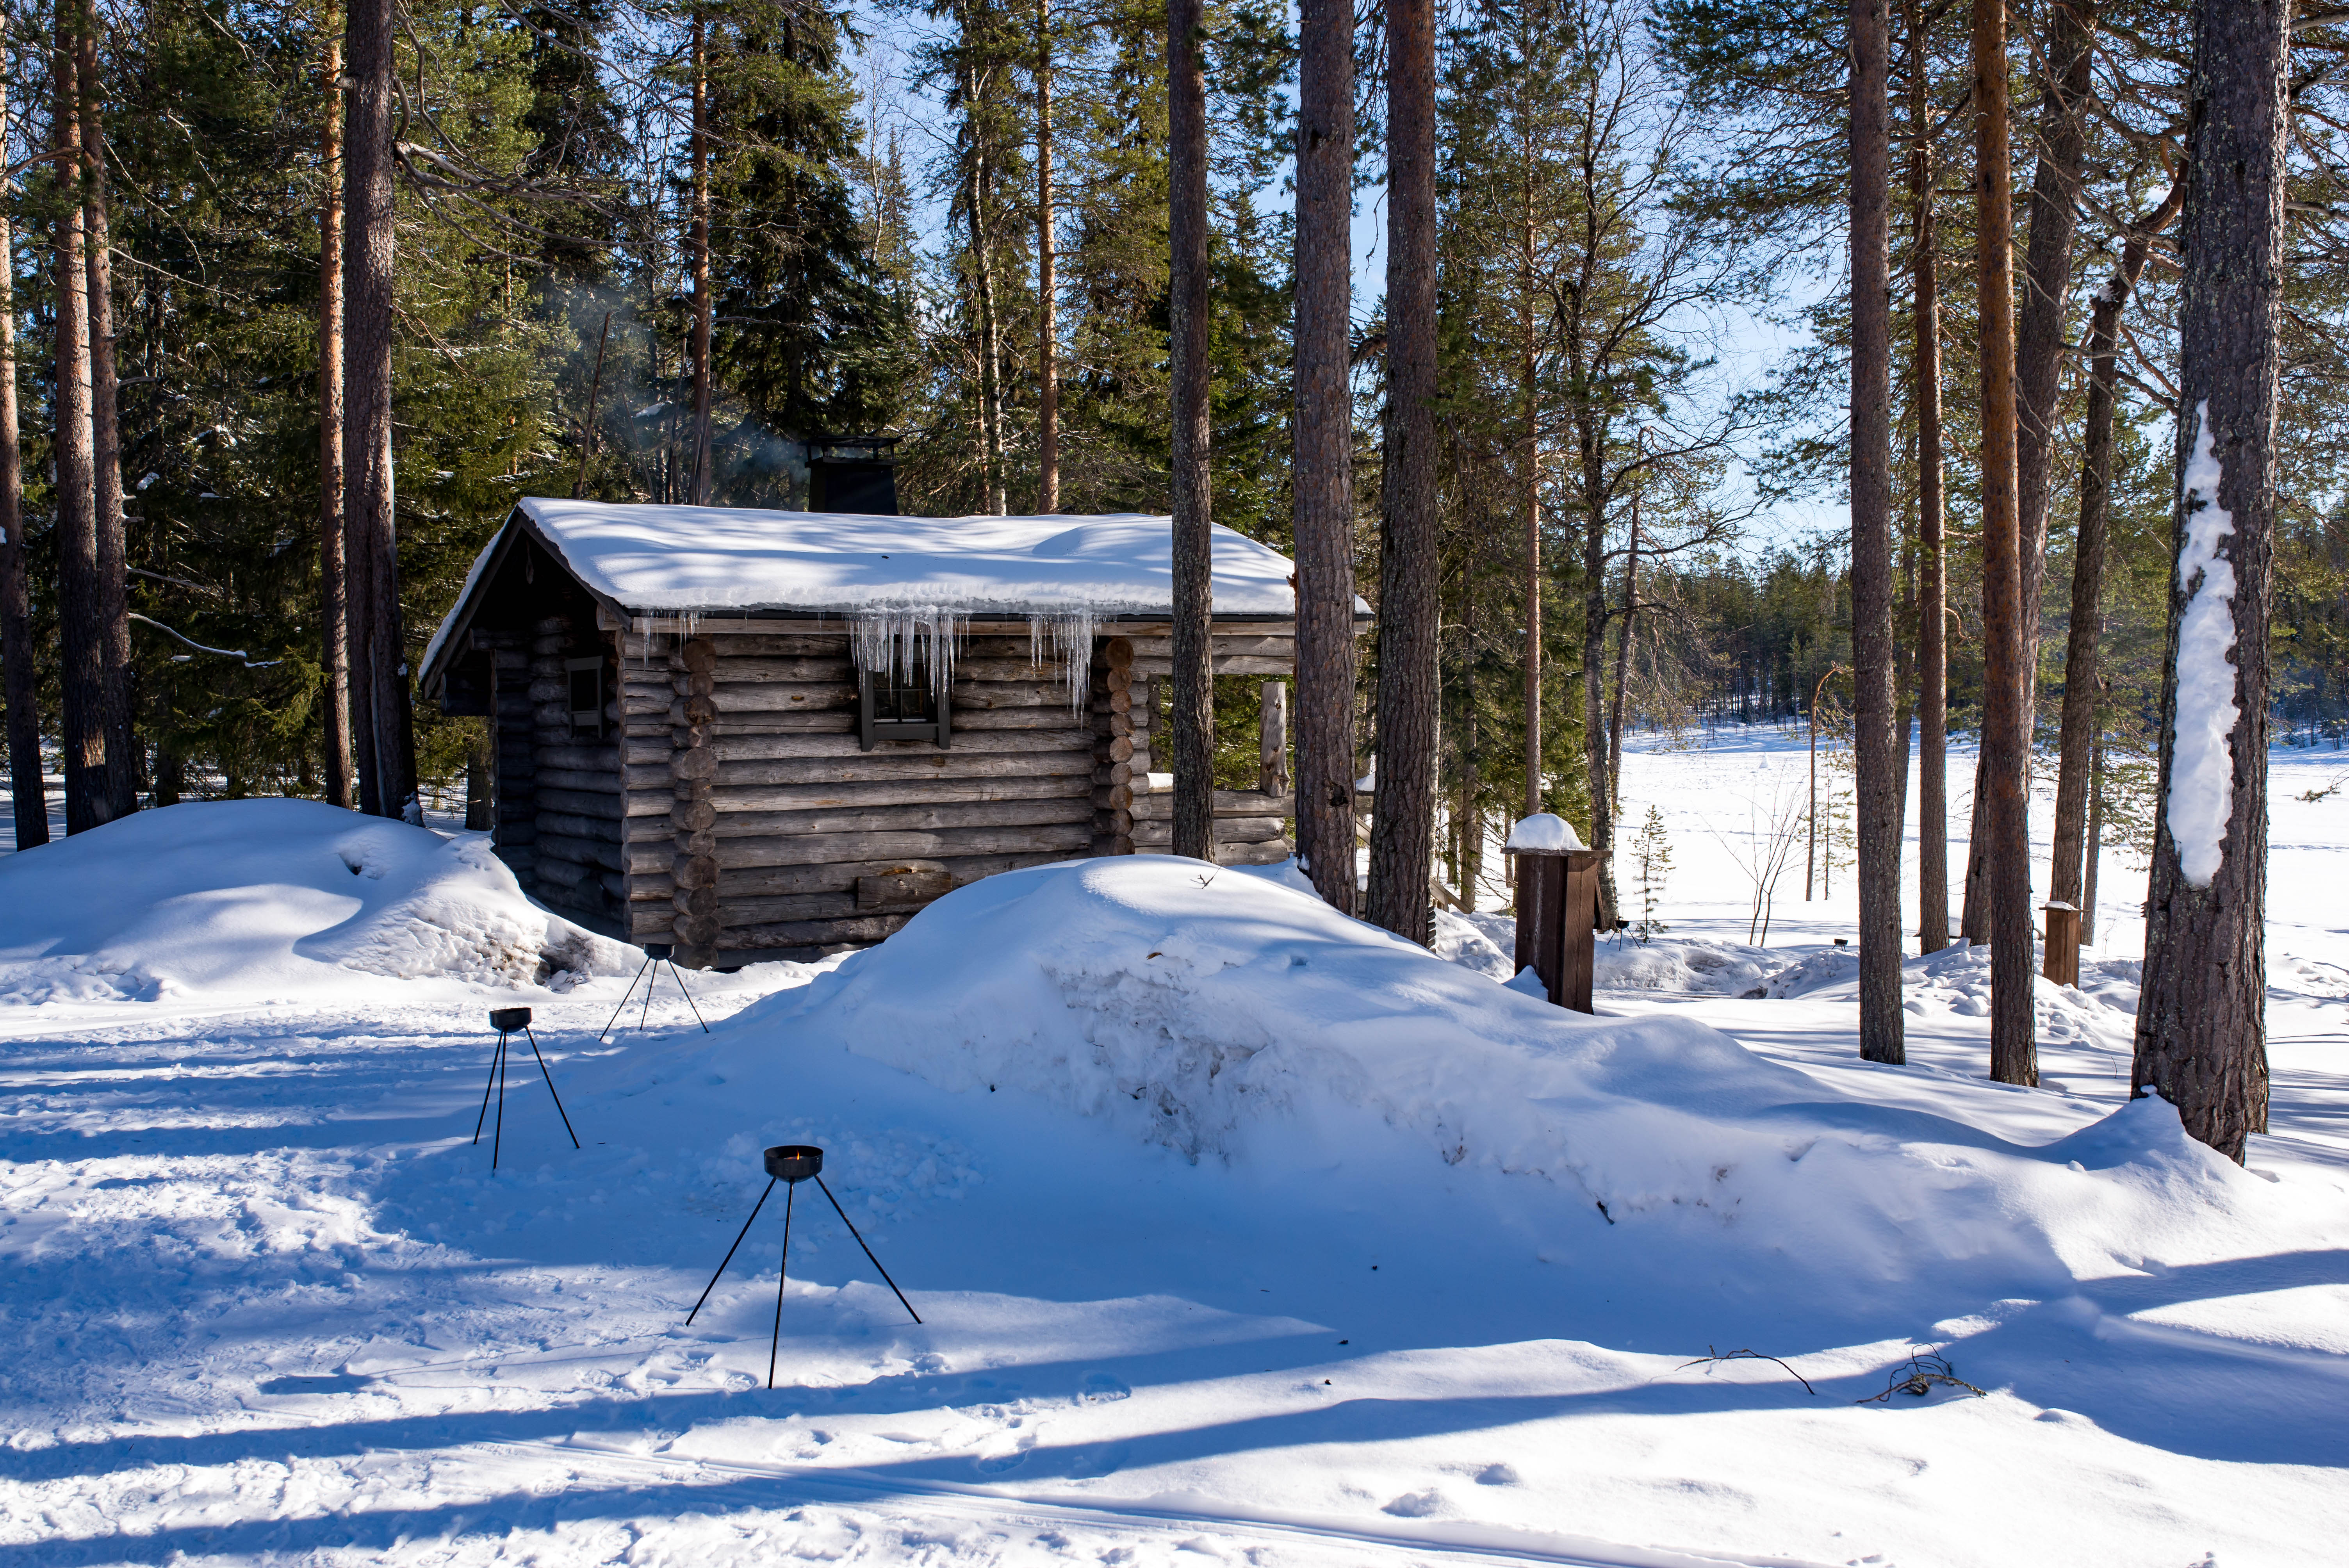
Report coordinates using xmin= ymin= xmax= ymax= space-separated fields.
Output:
xmin=521 ymin=614 xmax=629 ymax=934
xmin=620 ymin=629 xmax=1103 ymax=960
xmin=587 ymin=624 xmax=1311 ymax=958
xmin=611 ymin=630 xmax=679 ymax=940
xmin=1091 ymin=637 xmax=1135 ymax=853
xmin=481 ymin=631 xmax=535 ymax=888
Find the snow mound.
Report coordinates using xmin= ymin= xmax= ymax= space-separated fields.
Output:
xmin=684 ymin=857 xmax=2286 ymax=1288
xmin=0 ymin=800 xmax=634 ymax=1002
xmin=1746 ymin=947 xmax=1861 ymax=998
xmin=1735 ymin=942 xmax=2138 ymax=1050
xmin=1432 ymin=912 xmax=1772 ymax=996
xmin=1598 ymin=936 xmax=1777 ymax=994
xmin=1432 ymin=906 xmax=1515 ymax=979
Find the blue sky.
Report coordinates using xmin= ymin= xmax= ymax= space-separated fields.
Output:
xmin=848 ymin=10 xmax=1849 ymax=559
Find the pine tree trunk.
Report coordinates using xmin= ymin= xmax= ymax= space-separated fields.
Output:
xmin=77 ymin=2 xmax=134 ymax=818
xmin=2012 ymin=0 xmax=2096 ymax=717
xmin=1973 ymin=0 xmax=2035 ymax=1084
xmin=2133 ymin=0 xmax=2287 ymax=1164
xmin=1578 ymin=431 xmax=1617 ymax=931
xmin=1896 ymin=540 xmax=1914 ymax=822
xmin=1035 ymin=0 xmax=1058 ymax=514
xmin=1958 ymin=4 xmax=2091 ymax=947
xmin=689 ymin=12 xmax=712 ymax=505
xmin=1852 ymin=0 xmax=1903 ymax=1064
xmin=2046 ymin=265 xmax=2126 ymax=918
xmin=344 ymin=0 xmax=410 ymax=819
xmin=318 ymin=16 xmax=354 ymax=810
xmin=2082 ymin=725 xmax=2103 ymax=945
xmin=52 ymin=30 xmax=108 ymax=835
xmin=964 ymin=63 xmax=1007 ymax=519
xmin=0 ymin=68 xmax=46 ymax=850
xmin=1366 ymin=0 xmax=1438 ymax=946
xmin=1461 ymin=576 xmax=1481 ymax=908
xmin=1292 ymin=0 xmax=1358 ymax=914
xmin=465 ymin=728 xmax=491 ymax=831
xmin=2051 ymin=192 xmax=2178 ymax=914
xmin=1607 ymin=497 xmax=1638 ymax=816
xmin=1520 ymin=209 xmax=1541 ymax=821
xmin=1166 ymin=0 xmax=1214 ymax=863
xmin=1958 ymin=798 xmax=1988 ymax=941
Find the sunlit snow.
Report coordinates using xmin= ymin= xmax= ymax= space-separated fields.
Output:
xmin=1 ymin=731 xmax=2344 ymax=1567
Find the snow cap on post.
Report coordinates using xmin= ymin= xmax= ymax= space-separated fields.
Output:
xmin=1504 ymin=812 xmax=1585 ymax=853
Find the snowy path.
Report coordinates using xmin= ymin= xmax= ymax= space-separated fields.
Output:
xmin=2 ymin=736 xmax=2345 ymax=1566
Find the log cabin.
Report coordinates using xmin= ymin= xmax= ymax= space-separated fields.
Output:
xmin=419 ymin=498 xmax=1363 ymax=966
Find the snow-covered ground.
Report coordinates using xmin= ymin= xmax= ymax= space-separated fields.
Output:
xmin=2 ymin=730 xmax=2344 ymax=1568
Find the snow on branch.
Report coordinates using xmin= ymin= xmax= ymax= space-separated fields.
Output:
xmin=128 ymin=613 xmax=282 ymax=669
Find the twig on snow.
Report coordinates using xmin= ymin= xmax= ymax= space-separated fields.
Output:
xmin=1855 ymin=1349 xmax=1987 ymax=1404
xmin=1675 ymin=1345 xmax=1816 ymax=1395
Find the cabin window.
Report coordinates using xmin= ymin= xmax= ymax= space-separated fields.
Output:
xmin=565 ymin=657 xmax=605 ymax=740
xmin=858 ymin=662 xmax=951 ymax=750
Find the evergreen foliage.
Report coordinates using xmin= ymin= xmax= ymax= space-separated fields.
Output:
xmin=0 ymin=0 xmax=2343 ymax=861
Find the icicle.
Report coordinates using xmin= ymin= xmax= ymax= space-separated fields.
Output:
xmin=850 ymin=607 xmax=968 ymax=709
xmin=1026 ymin=608 xmax=1096 ymax=713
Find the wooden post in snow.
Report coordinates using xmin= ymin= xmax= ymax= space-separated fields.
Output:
xmin=1507 ymin=817 xmax=1600 ymax=1014
xmin=2042 ymin=902 xmax=2080 ymax=988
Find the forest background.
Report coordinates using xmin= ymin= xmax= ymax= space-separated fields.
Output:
xmin=1 ymin=0 xmax=2346 ymax=913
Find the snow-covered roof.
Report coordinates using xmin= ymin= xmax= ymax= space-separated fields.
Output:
xmin=426 ymin=498 xmax=1344 ymax=684
xmin=538 ymin=497 xmax=1314 ymax=615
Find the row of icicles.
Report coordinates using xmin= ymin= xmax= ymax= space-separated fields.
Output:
xmin=633 ymin=607 xmax=1104 ymax=711
xmin=851 ymin=608 xmax=1101 ymax=713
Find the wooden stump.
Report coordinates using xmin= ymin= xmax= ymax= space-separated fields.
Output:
xmin=1510 ymin=846 xmax=1601 ymax=1014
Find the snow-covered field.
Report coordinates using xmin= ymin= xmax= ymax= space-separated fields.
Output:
xmin=2 ymin=731 xmax=2344 ymax=1568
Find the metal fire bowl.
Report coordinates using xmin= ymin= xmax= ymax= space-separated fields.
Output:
xmin=489 ymin=1007 xmax=533 ymax=1032
xmin=764 ymin=1144 xmax=825 ymax=1183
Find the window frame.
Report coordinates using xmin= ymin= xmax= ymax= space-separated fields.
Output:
xmin=857 ymin=663 xmax=952 ymax=751
xmin=564 ymin=656 xmax=606 ymax=741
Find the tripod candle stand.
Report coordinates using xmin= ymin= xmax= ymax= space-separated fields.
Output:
xmin=686 ymin=1144 xmax=922 ymax=1388
xmin=475 ymin=1007 xmax=581 ymax=1171
xmin=601 ymin=943 xmax=710 ymax=1041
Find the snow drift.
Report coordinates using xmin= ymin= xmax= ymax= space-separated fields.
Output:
xmin=683 ymin=856 xmax=2295 ymax=1297
xmin=0 ymin=800 xmax=633 ymax=1003
xmin=1432 ymin=908 xmax=1779 ymax=996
